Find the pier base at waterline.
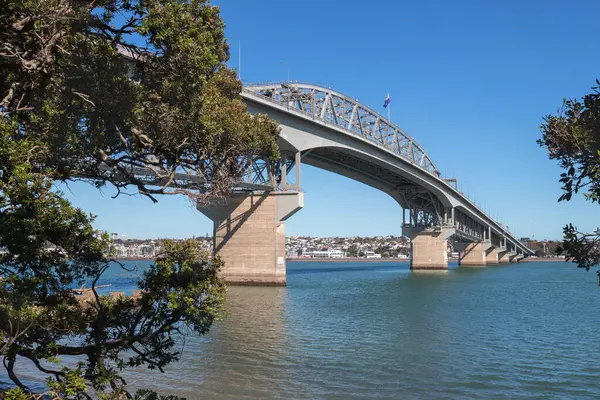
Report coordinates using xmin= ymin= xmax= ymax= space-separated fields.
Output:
xmin=403 ymin=227 xmax=454 ymax=270
xmin=198 ymin=192 xmax=303 ymax=286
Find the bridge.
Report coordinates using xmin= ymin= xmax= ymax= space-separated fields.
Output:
xmin=195 ymin=82 xmax=533 ymax=285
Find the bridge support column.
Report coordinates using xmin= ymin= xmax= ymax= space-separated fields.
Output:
xmin=498 ymin=251 xmax=510 ymax=263
xmin=405 ymin=229 xmax=452 ymax=270
xmin=485 ymin=248 xmax=499 ymax=265
xmin=459 ymin=242 xmax=486 ymax=267
xmin=198 ymin=192 xmax=303 ymax=286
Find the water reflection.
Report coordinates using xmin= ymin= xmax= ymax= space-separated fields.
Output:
xmin=125 ymin=286 xmax=289 ymax=399
xmin=198 ymin=286 xmax=290 ymax=398
xmin=411 ymin=269 xmax=450 ymax=275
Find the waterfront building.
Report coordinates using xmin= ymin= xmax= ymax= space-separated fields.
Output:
xmin=328 ymin=249 xmax=345 ymax=258
xmin=112 ymin=244 xmax=128 ymax=258
xmin=137 ymin=244 xmax=155 ymax=257
xmin=365 ymin=251 xmax=382 ymax=259
xmin=306 ymin=249 xmax=346 ymax=258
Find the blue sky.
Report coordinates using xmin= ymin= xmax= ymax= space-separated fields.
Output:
xmin=63 ymin=0 xmax=600 ymax=240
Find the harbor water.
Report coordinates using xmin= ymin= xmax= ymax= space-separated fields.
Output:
xmin=7 ymin=260 xmax=600 ymax=399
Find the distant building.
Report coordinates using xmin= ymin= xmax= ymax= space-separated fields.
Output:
xmin=328 ymin=249 xmax=345 ymax=258
xmin=365 ymin=251 xmax=382 ymax=259
xmin=137 ymin=244 xmax=155 ymax=257
xmin=306 ymin=249 xmax=346 ymax=258
xmin=112 ymin=244 xmax=127 ymax=257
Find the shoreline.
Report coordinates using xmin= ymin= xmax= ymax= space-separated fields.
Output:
xmin=111 ymin=257 xmax=418 ymax=262
xmin=287 ymin=257 xmax=462 ymax=262
xmin=287 ymin=257 xmax=409 ymax=263
xmin=112 ymin=256 xmax=564 ymax=263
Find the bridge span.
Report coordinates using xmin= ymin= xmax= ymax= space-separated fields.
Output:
xmin=196 ymin=82 xmax=533 ymax=285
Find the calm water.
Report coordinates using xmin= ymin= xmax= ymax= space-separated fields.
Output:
xmin=8 ymin=260 xmax=600 ymax=399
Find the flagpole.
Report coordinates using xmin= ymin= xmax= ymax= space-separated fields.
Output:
xmin=388 ymin=102 xmax=391 ymax=122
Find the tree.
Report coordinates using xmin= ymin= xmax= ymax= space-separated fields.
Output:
xmin=538 ymin=80 xmax=600 ymax=271
xmin=346 ymin=245 xmax=359 ymax=258
xmin=1 ymin=0 xmax=279 ymax=397
xmin=1 ymin=0 xmax=280 ymax=202
xmin=535 ymin=249 xmax=545 ymax=258
xmin=2 ymin=131 xmax=227 ymax=398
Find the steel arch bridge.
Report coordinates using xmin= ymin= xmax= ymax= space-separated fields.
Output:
xmin=98 ymin=59 xmax=532 ymax=259
xmin=240 ymin=81 xmax=533 ymax=257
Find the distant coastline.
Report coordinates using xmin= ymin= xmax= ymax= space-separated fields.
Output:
xmin=111 ymin=256 xmax=563 ymax=263
xmin=287 ymin=257 xmax=409 ymax=263
xmin=288 ymin=256 xmax=565 ymax=263
xmin=111 ymin=256 xmax=417 ymax=262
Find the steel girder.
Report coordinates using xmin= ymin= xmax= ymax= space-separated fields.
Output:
xmin=453 ymin=208 xmax=486 ymax=242
xmin=93 ymin=160 xmax=278 ymax=193
xmin=302 ymin=147 xmax=443 ymax=229
xmin=243 ymin=83 xmax=440 ymax=176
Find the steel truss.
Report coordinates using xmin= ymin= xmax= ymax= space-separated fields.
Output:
xmin=93 ymin=158 xmax=286 ymax=194
xmin=244 ymin=83 xmax=440 ymax=176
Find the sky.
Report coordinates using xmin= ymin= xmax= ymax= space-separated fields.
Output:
xmin=62 ymin=0 xmax=600 ymax=241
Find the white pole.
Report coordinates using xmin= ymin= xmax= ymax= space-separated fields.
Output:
xmin=238 ymin=40 xmax=241 ymax=81
xmin=388 ymin=101 xmax=391 ymax=122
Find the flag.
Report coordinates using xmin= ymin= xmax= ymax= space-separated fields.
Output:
xmin=383 ymin=94 xmax=391 ymax=108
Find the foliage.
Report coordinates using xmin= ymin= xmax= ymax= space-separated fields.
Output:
xmin=1 ymin=113 xmax=227 ymax=398
xmin=534 ymin=249 xmax=545 ymax=258
xmin=0 ymin=143 xmax=226 ymax=396
xmin=345 ymin=245 xmax=359 ymax=258
xmin=2 ymin=387 xmax=28 ymax=400
xmin=0 ymin=387 xmax=186 ymax=400
xmin=1 ymin=0 xmax=280 ymax=203
xmin=0 ymin=0 xmax=274 ymax=397
xmin=538 ymin=80 xmax=600 ymax=270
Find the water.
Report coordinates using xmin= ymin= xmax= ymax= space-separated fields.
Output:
xmin=7 ymin=260 xmax=600 ymax=399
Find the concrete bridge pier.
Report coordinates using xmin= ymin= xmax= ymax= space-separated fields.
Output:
xmin=458 ymin=242 xmax=486 ymax=267
xmin=498 ymin=250 xmax=511 ymax=263
xmin=404 ymin=227 xmax=454 ymax=270
xmin=198 ymin=191 xmax=303 ymax=286
xmin=485 ymin=247 xmax=499 ymax=264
